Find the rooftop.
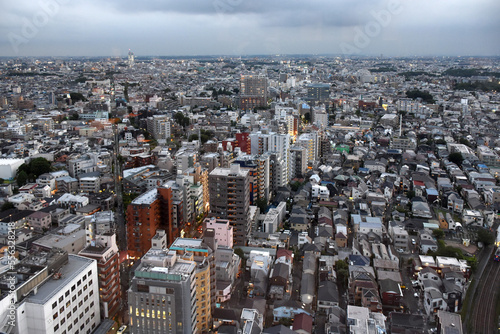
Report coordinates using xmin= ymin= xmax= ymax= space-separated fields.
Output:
xmin=131 ymin=188 xmax=158 ymax=205
xmin=25 ymin=254 xmax=94 ymax=305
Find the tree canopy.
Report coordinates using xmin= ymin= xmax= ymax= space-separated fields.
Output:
xmin=16 ymin=157 xmax=52 ymax=186
xmin=406 ymin=89 xmax=435 ymax=104
xmin=448 ymin=152 xmax=464 ymax=165
xmin=476 ymin=228 xmax=495 ymax=246
xmin=174 ymin=112 xmax=190 ymax=127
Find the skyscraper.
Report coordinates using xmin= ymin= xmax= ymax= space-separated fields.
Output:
xmin=208 ymin=164 xmax=250 ymax=246
xmin=128 ymin=49 xmax=135 ymax=67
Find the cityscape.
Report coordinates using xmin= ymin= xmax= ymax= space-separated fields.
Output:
xmin=1 ymin=2 xmax=500 ymax=334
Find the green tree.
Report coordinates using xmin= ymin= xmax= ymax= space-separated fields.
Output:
xmin=476 ymin=228 xmax=495 ymax=246
xmin=405 ymin=89 xmax=435 ymax=104
xmin=17 ymin=163 xmax=30 ymax=175
xmin=407 ymin=190 xmax=415 ymax=200
xmin=30 ymin=157 xmax=52 ymax=177
xmin=234 ymin=248 xmax=245 ymax=260
xmin=335 ymin=259 xmax=349 ymax=289
xmin=290 ymin=181 xmax=303 ymax=192
xmin=303 ymin=112 xmax=311 ymax=124
xmin=256 ymin=198 xmax=268 ymax=214
xmin=0 ymin=202 xmax=15 ymax=212
xmin=70 ymin=92 xmax=86 ymax=102
xmin=279 ymin=318 xmax=293 ymax=327
xmin=448 ymin=152 xmax=464 ymax=165
xmin=435 ymin=139 xmax=447 ymax=145
xmin=122 ymin=193 xmax=138 ymax=208
xmin=433 ymin=229 xmax=445 ymax=240
xmin=174 ymin=112 xmax=190 ymax=127
xmin=17 ymin=170 xmax=28 ymax=187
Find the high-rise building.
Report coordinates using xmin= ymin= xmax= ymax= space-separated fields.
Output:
xmin=79 ymin=235 xmax=121 ymax=319
xmin=128 ymin=50 xmax=135 ymax=67
xmin=127 ymin=188 xmax=161 ymax=259
xmin=184 ymin=164 xmax=209 ymax=214
xmin=296 ymin=132 xmax=319 ymax=166
xmin=290 ymin=145 xmax=307 ymax=179
xmin=146 ymin=115 xmax=171 ymax=140
xmin=126 ymin=185 xmax=175 ymax=258
xmin=233 ymin=155 xmax=270 ymax=204
xmin=209 ymin=164 xmax=250 ymax=246
xmin=307 ymin=83 xmax=330 ymax=104
xmin=239 ymin=74 xmax=268 ymax=110
xmin=203 ymin=229 xmax=241 ymax=304
xmin=170 ymin=238 xmax=215 ymax=333
xmin=249 ymin=131 xmax=290 ymax=185
xmin=235 ymin=132 xmax=251 ymax=155
xmin=128 ymin=248 xmax=198 ymax=334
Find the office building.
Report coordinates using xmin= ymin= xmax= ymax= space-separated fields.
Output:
xmin=170 ymin=238 xmax=215 ymax=332
xmin=0 ymin=249 xmax=100 ymax=334
xmin=239 ymin=74 xmax=268 ymax=110
xmin=128 ymin=248 xmax=198 ymax=334
xmin=307 ymin=83 xmax=330 ymax=104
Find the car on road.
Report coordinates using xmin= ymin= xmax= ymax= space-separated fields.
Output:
xmin=117 ymin=325 xmax=127 ymax=334
xmin=414 ymin=292 xmax=419 ymax=298
xmin=411 ymin=238 xmax=416 ymax=245
xmin=412 ymin=280 xmax=419 ymax=287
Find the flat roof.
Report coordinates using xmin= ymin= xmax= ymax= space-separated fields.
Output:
xmin=170 ymin=238 xmax=208 ymax=252
xmin=0 ymin=158 xmax=24 ymax=165
xmin=131 ymin=188 xmax=157 ymax=205
xmin=25 ymin=254 xmax=94 ymax=305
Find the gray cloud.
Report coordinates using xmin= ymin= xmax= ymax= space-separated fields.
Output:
xmin=0 ymin=0 xmax=498 ymax=57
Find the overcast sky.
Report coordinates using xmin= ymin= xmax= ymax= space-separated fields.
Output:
xmin=0 ymin=0 xmax=499 ymax=57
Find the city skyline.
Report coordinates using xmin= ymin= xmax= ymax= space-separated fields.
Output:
xmin=1 ymin=0 xmax=499 ymax=57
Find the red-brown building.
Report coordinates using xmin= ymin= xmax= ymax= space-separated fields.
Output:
xmin=126 ymin=185 xmax=174 ymax=258
xmin=79 ymin=243 xmax=121 ymax=319
xmin=235 ymin=133 xmax=251 ymax=154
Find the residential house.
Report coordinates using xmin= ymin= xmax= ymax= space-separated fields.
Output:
xmin=317 ymin=280 xmax=340 ymax=311
xmin=378 ymin=279 xmax=403 ymax=308
xmin=292 ymin=313 xmax=313 ymax=334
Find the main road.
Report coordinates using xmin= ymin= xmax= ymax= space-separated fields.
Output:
xmin=112 ymin=123 xmax=126 ymax=251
